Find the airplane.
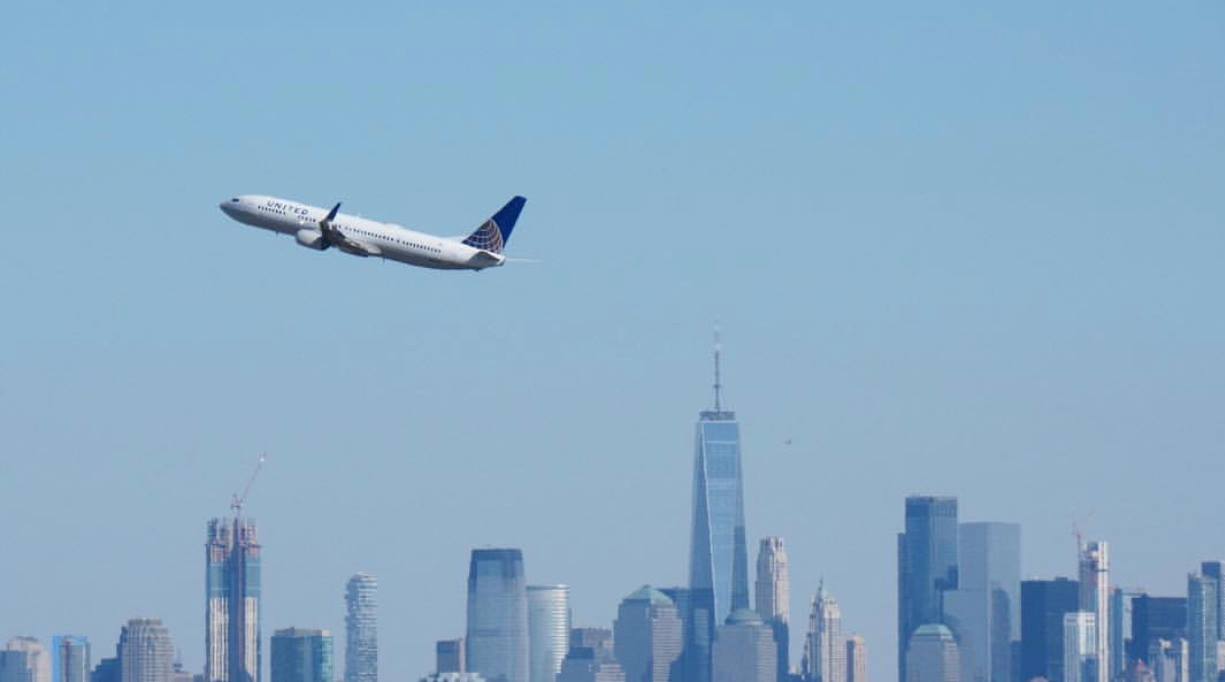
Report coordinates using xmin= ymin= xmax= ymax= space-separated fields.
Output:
xmin=218 ymin=194 xmax=526 ymax=271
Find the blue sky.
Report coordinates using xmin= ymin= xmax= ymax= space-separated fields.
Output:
xmin=1 ymin=2 xmax=1223 ymax=679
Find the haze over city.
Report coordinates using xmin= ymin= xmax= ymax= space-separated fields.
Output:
xmin=2 ymin=4 xmax=1223 ymax=682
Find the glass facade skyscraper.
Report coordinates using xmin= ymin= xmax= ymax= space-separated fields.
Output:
xmin=687 ymin=340 xmax=749 ymax=628
xmin=1130 ymin=596 xmax=1187 ymax=666
xmin=1021 ymin=578 xmax=1080 ymax=682
xmin=270 ymin=629 xmax=333 ymax=682
xmin=466 ymin=549 xmax=529 ymax=682
xmin=527 ymin=585 xmax=570 ymax=682
xmin=118 ymin=619 xmax=175 ymax=682
xmin=944 ymin=522 xmax=1020 ymax=682
xmin=1187 ymin=572 xmax=1219 ymax=682
xmin=898 ymin=496 xmax=959 ymax=682
xmin=345 ymin=574 xmax=378 ymax=682
xmin=51 ymin=637 xmax=89 ymax=682
xmin=206 ymin=518 xmax=261 ymax=682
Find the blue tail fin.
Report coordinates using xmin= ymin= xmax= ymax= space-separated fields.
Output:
xmin=463 ymin=196 xmax=526 ymax=254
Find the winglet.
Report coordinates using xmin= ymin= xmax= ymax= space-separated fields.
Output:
xmin=324 ymin=202 xmax=341 ymax=223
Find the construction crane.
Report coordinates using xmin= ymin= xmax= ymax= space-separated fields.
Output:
xmin=230 ymin=453 xmax=266 ymax=517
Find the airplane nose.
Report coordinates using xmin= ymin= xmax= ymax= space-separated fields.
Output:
xmin=219 ymin=200 xmax=238 ymax=217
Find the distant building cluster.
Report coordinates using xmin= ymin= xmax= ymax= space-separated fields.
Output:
xmin=6 ymin=343 xmax=1225 ymax=682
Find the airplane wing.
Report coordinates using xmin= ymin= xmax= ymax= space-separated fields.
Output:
xmin=319 ymin=202 xmax=381 ymax=257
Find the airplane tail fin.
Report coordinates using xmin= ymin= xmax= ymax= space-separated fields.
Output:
xmin=462 ymin=196 xmax=526 ymax=254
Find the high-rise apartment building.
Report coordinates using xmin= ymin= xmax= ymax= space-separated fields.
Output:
xmin=1021 ymin=578 xmax=1081 ymax=682
xmin=846 ymin=637 xmax=868 ymax=682
xmin=804 ymin=585 xmax=845 ymax=682
xmin=898 ymin=497 xmax=960 ymax=682
xmin=613 ymin=587 xmax=683 ymax=682
xmin=756 ymin=538 xmax=790 ymax=682
xmin=713 ymin=609 xmax=777 ymax=682
xmin=527 ymin=585 xmax=570 ymax=682
xmin=1187 ymin=572 xmax=1219 ymax=682
xmin=119 ymin=619 xmax=175 ymax=682
xmin=466 ymin=549 xmax=529 ymax=682
xmin=206 ymin=518 xmax=261 ymax=682
xmin=905 ymin=625 xmax=961 ymax=682
xmin=1063 ymin=613 xmax=1098 ymax=682
xmin=3 ymin=639 xmax=50 ymax=682
xmin=345 ymin=574 xmax=378 ymax=682
xmin=270 ymin=629 xmax=333 ymax=682
xmin=436 ymin=641 xmax=465 ymax=675
xmin=945 ymin=523 xmax=1020 ymax=682
xmin=52 ymin=637 xmax=90 ymax=682
xmin=1078 ymin=542 xmax=1110 ymax=682
xmin=688 ymin=339 xmax=750 ymax=629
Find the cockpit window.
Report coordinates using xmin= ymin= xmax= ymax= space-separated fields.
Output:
xmin=230 ymin=198 xmax=240 ymax=202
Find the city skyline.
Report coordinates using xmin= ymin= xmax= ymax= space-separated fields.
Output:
xmin=3 ymin=5 xmax=1224 ymax=681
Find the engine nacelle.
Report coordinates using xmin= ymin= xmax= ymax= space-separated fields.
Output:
xmin=295 ymin=229 xmax=328 ymax=250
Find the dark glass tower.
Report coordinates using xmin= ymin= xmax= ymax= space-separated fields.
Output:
xmin=270 ymin=629 xmax=333 ymax=682
xmin=1130 ymin=595 xmax=1187 ymax=665
xmin=897 ymin=496 xmax=959 ymax=682
xmin=466 ymin=549 xmax=529 ymax=682
xmin=1019 ymin=578 xmax=1079 ymax=682
xmin=944 ymin=522 xmax=1020 ymax=682
xmin=206 ymin=518 xmax=262 ymax=682
xmin=688 ymin=336 xmax=750 ymax=626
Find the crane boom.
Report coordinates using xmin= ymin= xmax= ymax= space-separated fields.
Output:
xmin=230 ymin=453 xmax=267 ymax=516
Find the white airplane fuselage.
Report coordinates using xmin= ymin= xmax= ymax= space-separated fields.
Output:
xmin=219 ymin=195 xmax=507 ymax=270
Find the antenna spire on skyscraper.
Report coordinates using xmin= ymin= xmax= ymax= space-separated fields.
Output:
xmin=713 ymin=324 xmax=723 ymax=412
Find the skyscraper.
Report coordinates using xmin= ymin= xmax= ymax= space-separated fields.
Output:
xmin=712 ymin=610 xmax=777 ymax=682
xmin=4 ymin=636 xmax=50 ymax=680
xmin=527 ymin=585 xmax=571 ymax=682
xmin=466 ymin=549 xmax=529 ymax=682
xmin=1021 ymin=579 xmax=1081 ymax=682
xmin=52 ymin=637 xmax=90 ymax=682
xmin=898 ymin=497 xmax=960 ymax=682
xmin=945 ymin=523 xmax=1021 ymax=682
xmin=688 ymin=337 xmax=750 ymax=627
xmin=345 ymin=574 xmax=378 ymax=682
xmin=905 ymin=625 xmax=961 ymax=682
xmin=1146 ymin=640 xmax=1188 ymax=682
xmin=569 ymin=631 xmax=613 ymax=664
xmin=90 ymin=658 xmax=119 ymax=682
xmin=846 ymin=637 xmax=869 ymax=682
xmin=1200 ymin=563 xmax=1223 ymax=641
xmin=436 ymin=641 xmax=465 ymax=675
xmin=613 ymin=586 xmax=683 ymax=682
xmin=804 ymin=584 xmax=845 ymax=682
xmin=1064 ymin=613 xmax=1098 ymax=682
xmin=1131 ymin=597 xmax=1187 ymax=668
xmin=119 ymin=619 xmax=175 ymax=682
xmin=270 ymin=629 xmax=333 ymax=682
xmin=661 ymin=587 xmax=712 ymax=682
xmin=557 ymin=649 xmax=625 ymax=682
xmin=1187 ymin=572 xmax=1219 ymax=682
xmin=206 ymin=518 xmax=261 ymax=682
xmin=3 ymin=639 xmax=51 ymax=682
xmin=756 ymin=538 xmax=790 ymax=682
xmin=1078 ymin=543 xmax=1110 ymax=682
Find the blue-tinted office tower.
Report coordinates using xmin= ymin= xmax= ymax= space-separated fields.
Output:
xmin=898 ymin=496 xmax=959 ymax=682
xmin=466 ymin=549 xmax=529 ymax=682
xmin=1188 ymin=571 xmax=1220 ymax=682
xmin=52 ymin=637 xmax=90 ymax=682
xmin=944 ymin=523 xmax=1020 ymax=682
xmin=206 ymin=518 xmax=262 ymax=682
xmin=688 ymin=337 xmax=750 ymax=627
xmin=270 ymin=629 xmax=333 ymax=682
xmin=1130 ymin=596 xmax=1186 ymax=665
xmin=1020 ymin=578 xmax=1079 ymax=682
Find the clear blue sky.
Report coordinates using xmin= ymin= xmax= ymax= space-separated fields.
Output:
xmin=2 ymin=2 xmax=1222 ymax=680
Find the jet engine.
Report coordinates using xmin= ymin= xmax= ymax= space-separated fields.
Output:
xmin=295 ymin=229 xmax=329 ymax=250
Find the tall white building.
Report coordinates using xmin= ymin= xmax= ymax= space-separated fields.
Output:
xmin=1078 ymin=542 xmax=1110 ymax=682
xmin=119 ymin=619 xmax=175 ymax=682
xmin=846 ymin=636 xmax=869 ymax=682
xmin=345 ymin=574 xmax=378 ymax=682
xmin=756 ymin=537 xmax=790 ymax=682
xmin=805 ymin=584 xmax=845 ymax=682
xmin=526 ymin=585 xmax=570 ymax=682
xmin=1063 ymin=613 xmax=1098 ymax=682
xmin=3 ymin=638 xmax=51 ymax=682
